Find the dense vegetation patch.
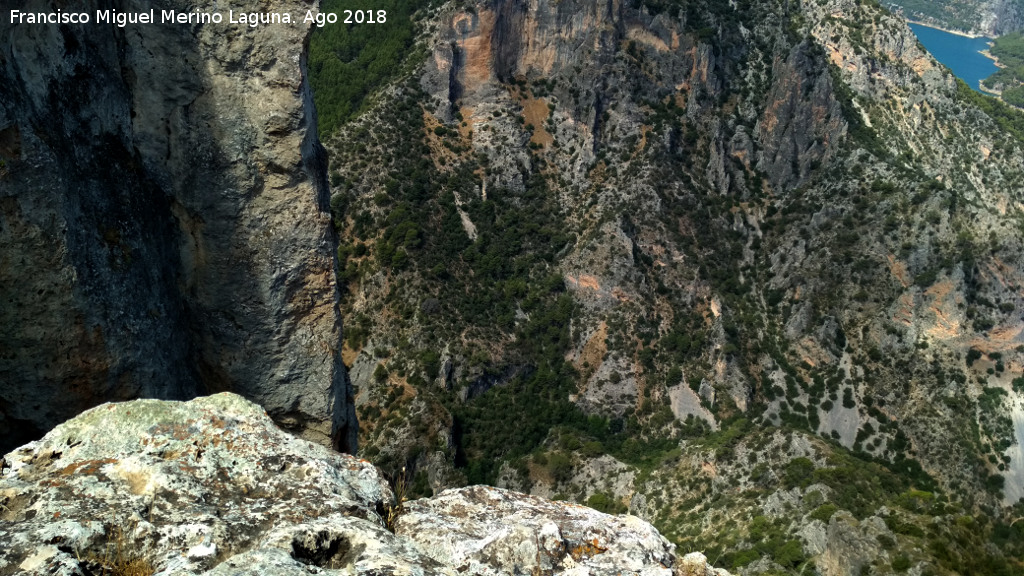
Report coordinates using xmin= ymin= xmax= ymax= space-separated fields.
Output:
xmin=984 ymin=32 xmax=1024 ymax=108
xmin=958 ymin=78 xmax=1024 ymax=141
xmin=657 ymin=425 xmax=1024 ymax=575
xmin=309 ymin=0 xmax=428 ymax=136
xmin=886 ymin=0 xmax=983 ymax=32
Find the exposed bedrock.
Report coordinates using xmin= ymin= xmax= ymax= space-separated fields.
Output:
xmin=0 ymin=394 xmax=730 ymax=576
xmin=0 ymin=0 xmax=356 ymax=453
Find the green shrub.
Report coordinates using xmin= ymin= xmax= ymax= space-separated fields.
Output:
xmin=772 ymin=539 xmax=805 ymax=568
xmin=419 ymin=350 xmax=440 ymax=380
xmin=586 ymin=492 xmax=626 ymax=514
xmin=546 ymin=452 xmax=573 ymax=483
xmin=732 ymin=548 xmax=760 ymax=568
xmin=784 ymin=457 xmax=815 ymax=489
xmin=842 ymin=388 xmax=856 ymax=409
xmin=891 ymin=554 xmax=912 ymax=572
xmin=809 ymin=503 xmax=838 ymax=522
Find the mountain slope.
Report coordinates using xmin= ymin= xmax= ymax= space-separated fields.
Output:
xmin=315 ymin=0 xmax=1024 ymax=572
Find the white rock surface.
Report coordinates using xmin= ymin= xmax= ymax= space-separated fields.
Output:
xmin=0 ymin=394 xmax=731 ymax=576
xmin=396 ymin=485 xmax=680 ymax=576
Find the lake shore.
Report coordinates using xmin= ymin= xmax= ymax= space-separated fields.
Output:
xmin=906 ymin=20 xmax=989 ymax=40
xmin=906 ymin=21 xmax=999 ymax=93
xmin=979 ymin=48 xmax=1005 ymax=68
xmin=905 ymin=20 xmax=1002 ymax=74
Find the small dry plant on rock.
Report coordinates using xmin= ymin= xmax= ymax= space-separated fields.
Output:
xmin=78 ymin=522 xmax=155 ymax=576
xmin=383 ymin=466 xmax=409 ymax=532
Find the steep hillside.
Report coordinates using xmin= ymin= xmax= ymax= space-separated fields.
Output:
xmin=317 ymin=0 xmax=1024 ymax=572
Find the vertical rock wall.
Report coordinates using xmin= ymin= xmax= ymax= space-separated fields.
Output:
xmin=0 ymin=0 xmax=356 ymax=453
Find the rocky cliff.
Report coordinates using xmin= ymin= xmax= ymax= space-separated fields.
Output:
xmin=320 ymin=0 xmax=1024 ymax=571
xmin=0 ymin=0 xmax=356 ymax=453
xmin=986 ymin=0 xmax=1024 ymax=34
xmin=6 ymin=0 xmax=1024 ymax=571
xmin=0 ymin=393 xmax=729 ymax=576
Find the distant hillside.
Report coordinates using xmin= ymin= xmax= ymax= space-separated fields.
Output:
xmin=887 ymin=0 xmax=1024 ymax=35
xmin=983 ymin=32 xmax=1024 ymax=106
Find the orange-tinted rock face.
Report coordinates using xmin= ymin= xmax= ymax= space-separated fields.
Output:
xmin=332 ymin=0 xmax=1024 ymax=530
xmin=433 ymin=0 xmax=639 ymax=94
xmin=452 ymin=9 xmax=498 ymax=88
xmin=424 ymin=0 xmax=845 ymax=197
xmin=755 ymin=43 xmax=846 ymax=189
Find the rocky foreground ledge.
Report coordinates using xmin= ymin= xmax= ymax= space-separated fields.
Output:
xmin=0 ymin=394 xmax=729 ymax=576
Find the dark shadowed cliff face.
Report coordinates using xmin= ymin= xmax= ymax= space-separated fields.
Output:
xmin=0 ymin=0 xmax=356 ymax=454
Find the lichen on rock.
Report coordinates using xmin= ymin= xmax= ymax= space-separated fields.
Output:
xmin=0 ymin=394 xmax=729 ymax=576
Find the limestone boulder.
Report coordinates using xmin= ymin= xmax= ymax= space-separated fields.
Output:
xmin=0 ymin=394 xmax=729 ymax=576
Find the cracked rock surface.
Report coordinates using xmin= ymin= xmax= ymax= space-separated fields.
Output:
xmin=0 ymin=393 xmax=729 ymax=576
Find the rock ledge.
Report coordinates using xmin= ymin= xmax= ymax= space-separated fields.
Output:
xmin=0 ymin=394 xmax=729 ymax=576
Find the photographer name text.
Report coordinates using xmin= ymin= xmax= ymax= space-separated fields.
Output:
xmin=9 ymin=9 xmax=386 ymax=28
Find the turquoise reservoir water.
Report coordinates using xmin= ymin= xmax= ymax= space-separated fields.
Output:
xmin=909 ymin=23 xmax=998 ymax=92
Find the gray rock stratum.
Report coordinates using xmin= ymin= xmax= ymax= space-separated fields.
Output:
xmin=0 ymin=393 xmax=730 ymax=576
xmin=0 ymin=0 xmax=355 ymax=453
